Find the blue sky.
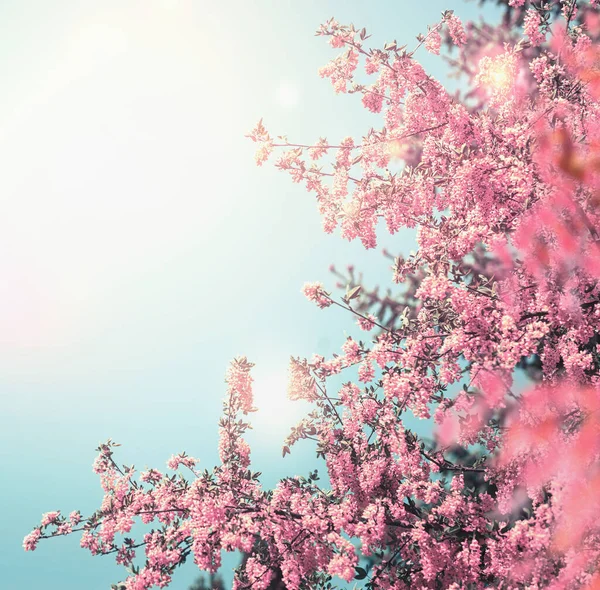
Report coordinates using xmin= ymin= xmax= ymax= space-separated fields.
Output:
xmin=0 ymin=1 xmax=501 ymax=588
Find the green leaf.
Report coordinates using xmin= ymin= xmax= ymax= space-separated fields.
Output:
xmin=347 ymin=285 xmax=362 ymax=300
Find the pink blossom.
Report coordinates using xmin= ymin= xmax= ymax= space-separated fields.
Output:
xmin=287 ymin=357 xmax=318 ymax=401
xmin=356 ymin=313 xmax=377 ymax=331
xmin=446 ymin=14 xmax=467 ymax=46
xmin=524 ymin=9 xmax=546 ymax=47
xmin=166 ymin=454 xmax=198 ymax=471
xmin=425 ymin=28 xmax=442 ymax=55
xmin=26 ymin=7 xmax=600 ymax=590
xmin=40 ymin=511 xmax=60 ymax=527
xmin=302 ymin=281 xmax=332 ymax=308
xmin=23 ymin=529 xmax=41 ymax=552
xmin=225 ymin=356 xmax=255 ymax=414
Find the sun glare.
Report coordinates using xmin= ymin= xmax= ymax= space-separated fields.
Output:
xmin=251 ymin=368 xmax=307 ymax=441
xmin=489 ymin=64 xmax=511 ymax=89
xmin=476 ymin=53 xmax=517 ymax=98
xmin=387 ymin=138 xmax=406 ymax=161
xmin=275 ymin=81 xmax=299 ymax=109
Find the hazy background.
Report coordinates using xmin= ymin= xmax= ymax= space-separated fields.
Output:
xmin=0 ymin=1 xmax=500 ymax=587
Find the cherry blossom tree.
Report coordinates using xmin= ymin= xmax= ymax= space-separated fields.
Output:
xmin=24 ymin=1 xmax=600 ymax=588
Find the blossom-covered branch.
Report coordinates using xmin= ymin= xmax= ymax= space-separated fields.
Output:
xmin=26 ymin=2 xmax=600 ymax=588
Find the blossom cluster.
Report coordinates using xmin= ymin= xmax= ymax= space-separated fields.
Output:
xmin=25 ymin=2 xmax=600 ymax=589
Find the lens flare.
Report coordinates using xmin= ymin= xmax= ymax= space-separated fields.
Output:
xmin=476 ymin=52 xmax=517 ymax=102
xmin=387 ymin=139 xmax=405 ymax=161
xmin=488 ymin=63 xmax=512 ymax=89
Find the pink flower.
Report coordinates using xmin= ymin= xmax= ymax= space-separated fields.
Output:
xmin=26 ymin=9 xmax=600 ymax=590
xmin=166 ymin=454 xmax=198 ymax=471
xmin=356 ymin=313 xmax=377 ymax=331
xmin=524 ymin=9 xmax=546 ymax=47
xmin=226 ymin=356 xmax=255 ymax=414
xmin=40 ymin=511 xmax=60 ymax=527
xmin=446 ymin=14 xmax=467 ymax=46
xmin=302 ymin=282 xmax=332 ymax=308
xmin=23 ymin=529 xmax=41 ymax=552
xmin=425 ymin=28 xmax=442 ymax=55
xmin=287 ymin=357 xmax=318 ymax=401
